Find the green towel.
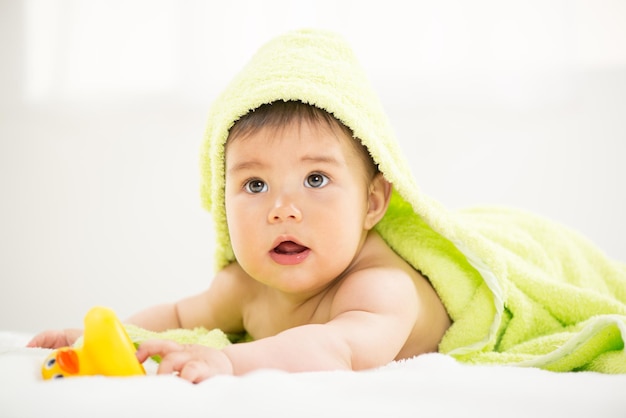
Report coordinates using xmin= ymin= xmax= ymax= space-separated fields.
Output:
xmin=124 ymin=325 xmax=232 ymax=349
xmin=196 ymin=28 xmax=626 ymax=373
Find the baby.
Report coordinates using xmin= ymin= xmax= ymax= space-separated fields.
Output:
xmin=30 ymin=29 xmax=626 ymax=377
xmin=28 ymin=32 xmax=451 ymax=382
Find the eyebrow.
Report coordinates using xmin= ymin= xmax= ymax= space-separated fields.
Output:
xmin=227 ymin=160 xmax=266 ymax=174
xmin=228 ymin=154 xmax=342 ymax=174
xmin=300 ymin=154 xmax=343 ymax=166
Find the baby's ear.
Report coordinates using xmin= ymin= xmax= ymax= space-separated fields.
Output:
xmin=364 ymin=173 xmax=392 ymax=230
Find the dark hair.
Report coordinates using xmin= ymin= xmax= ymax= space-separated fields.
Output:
xmin=227 ymin=101 xmax=379 ymax=178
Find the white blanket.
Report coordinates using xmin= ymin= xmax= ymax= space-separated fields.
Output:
xmin=1 ymin=332 xmax=625 ymax=418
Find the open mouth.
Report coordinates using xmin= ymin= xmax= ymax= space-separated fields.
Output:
xmin=273 ymin=241 xmax=309 ymax=255
xmin=270 ymin=240 xmax=310 ymax=265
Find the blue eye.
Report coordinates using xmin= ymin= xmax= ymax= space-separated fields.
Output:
xmin=245 ymin=179 xmax=267 ymax=193
xmin=305 ymin=173 xmax=329 ymax=188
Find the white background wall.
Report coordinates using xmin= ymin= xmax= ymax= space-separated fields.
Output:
xmin=1 ymin=0 xmax=625 ymax=332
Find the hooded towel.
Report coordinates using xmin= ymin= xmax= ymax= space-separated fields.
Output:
xmin=198 ymin=29 xmax=626 ymax=373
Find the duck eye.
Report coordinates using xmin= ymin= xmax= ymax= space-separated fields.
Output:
xmin=53 ymin=374 xmax=64 ymax=379
xmin=46 ymin=358 xmax=56 ymax=369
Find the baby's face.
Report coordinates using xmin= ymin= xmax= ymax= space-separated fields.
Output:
xmin=224 ymin=119 xmax=374 ymax=295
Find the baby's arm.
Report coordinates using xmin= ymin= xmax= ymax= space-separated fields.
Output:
xmin=27 ymin=264 xmax=244 ymax=349
xmin=125 ymin=303 xmax=182 ymax=331
xmin=26 ymin=303 xmax=186 ymax=349
xmin=26 ymin=328 xmax=82 ymax=348
xmin=136 ymin=267 xmax=419 ymax=382
xmin=26 ymin=304 xmax=181 ymax=349
xmin=225 ymin=271 xmax=419 ymax=374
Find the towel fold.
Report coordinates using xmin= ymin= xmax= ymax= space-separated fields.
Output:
xmin=377 ymin=195 xmax=626 ymax=372
xmin=192 ymin=28 xmax=626 ymax=373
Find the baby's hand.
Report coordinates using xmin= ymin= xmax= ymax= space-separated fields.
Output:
xmin=26 ymin=328 xmax=82 ymax=349
xmin=136 ymin=340 xmax=234 ymax=383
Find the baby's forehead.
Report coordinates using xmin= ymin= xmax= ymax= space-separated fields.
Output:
xmin=224 ymin=101 xmax=378 ymax=177
xmin=224 ymin=120 xmax=355 ymax=164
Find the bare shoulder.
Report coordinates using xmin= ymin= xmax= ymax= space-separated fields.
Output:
xmin=176 ymin=261 xmax=259 ymax=334
xmin=332 ymin=231 xmax=450 ymax=357
xmin=206 ymin=261 xmax=268 ymax=315
xmin=331 ymin=232 xmax=424 ymax=313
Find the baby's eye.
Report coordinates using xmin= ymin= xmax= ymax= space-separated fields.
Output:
xmin=305 ymin=173 xmax=329 ymax=188
xmin=244 ymin=179 xmax=268 ymax=194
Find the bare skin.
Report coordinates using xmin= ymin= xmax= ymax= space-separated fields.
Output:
xmin=28 ymin=119 xmax=451 ymax=383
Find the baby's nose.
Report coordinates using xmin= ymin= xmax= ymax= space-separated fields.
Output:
xmin=268 ymin=197 xmax=302 ymax=223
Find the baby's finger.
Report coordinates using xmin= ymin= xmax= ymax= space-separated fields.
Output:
xmin=136 ymin=339 xmax=183 ymax=363
xmin=179 ymin=360 xmax=212 ymax=384
xmin=156 ymin=350 xmax=195 ymax=376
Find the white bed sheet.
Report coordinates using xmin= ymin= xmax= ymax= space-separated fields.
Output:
xmin=1 ymin=331 xmax=625 ymax=418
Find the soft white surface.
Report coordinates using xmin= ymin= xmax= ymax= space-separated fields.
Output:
xmin=1 ymin=332 xmax=625 ymax=418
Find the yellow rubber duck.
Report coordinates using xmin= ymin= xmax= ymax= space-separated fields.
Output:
xmin=41 ymin=306 xmax=146 ymax=379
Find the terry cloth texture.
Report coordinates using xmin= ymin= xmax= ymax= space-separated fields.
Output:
xmin=198 ymin=28 xmax=626 ymax=373
xmin=125 ymin=325 xmax=232 ymax=349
